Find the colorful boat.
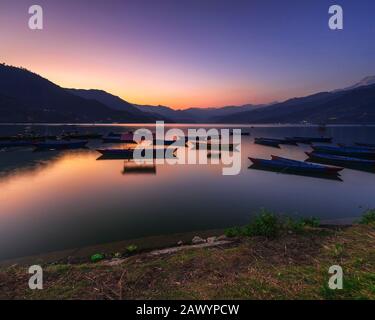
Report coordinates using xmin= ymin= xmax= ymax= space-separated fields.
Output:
xmin=287 ymin=137 xmax=332 ymax=144
xmin=62 ymin=132 xmax=102 ymax=140
xmin=306 ymin=152 xmax=375 ymax=171
xmin=249 ymin=156 xmax=342 ymax=175
xmin=338 ymin=143 xmax=375 ymax=150
xmin=312 ymin=145 xmax=375 ymax=159
xmin=97 ymin=147 xmax=177 ymax=159
xmin=103 ymin=132 xmax=135 ymax=143
xmin=97 ymin=149 xmax=134 ymax=157
xmin=192 ymin=142 xmax=238 ymax=151
xmin=34 ymin=140 xmax=88 ymax=150
xmin=0 ymin=141 xmax=32 ymax=148
xmin=254 ymin=138 xmax=280 ymax=148
xmin=355 ymin=142 xmax=375 ymax=148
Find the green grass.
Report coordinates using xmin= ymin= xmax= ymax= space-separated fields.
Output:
xmin=360 ymin=209 xmax=375 ymax=225
xmin=2 ymin=209 xmax=375 ymax=300
xmin=225 ymin=209 xmax=320 ymax=238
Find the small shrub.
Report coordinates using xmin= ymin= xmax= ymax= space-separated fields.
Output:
xmin=90 ymin=253 xmax=104 ymax=263
xmin=284 ymin=217 xmax=305 ymax=233
xmin=245 ymin=209 xmax=280 ymax=238
xmin=360 ymin=209 xmax=375 ymax=225
xmin=225 ymin=211 xmax=320 ymax=239
xmin=284 ymin=216 xmax=320 ymax=233
xmin=301 ymin=217 xmax=320 ymax=228
xmin=224 ymin=226 xmax=243 ymax=238
xmin=126 ymin=244 xmax=138 ymax=253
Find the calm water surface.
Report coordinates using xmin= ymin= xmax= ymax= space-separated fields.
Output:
xmin=1 ymin=124 xmax=375 ymax=260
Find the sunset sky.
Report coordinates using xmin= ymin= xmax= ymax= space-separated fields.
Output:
xmin=1 ymin=0 xmax=375 ymax=109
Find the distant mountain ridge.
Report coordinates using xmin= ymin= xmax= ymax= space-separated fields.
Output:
xmin=1 ymin=63 xmax=374 ymax=124
xmin=216 ymin=84 xmax=375 ymax=124
xmin=335 ymin=76 xmax=375 ymax=92
xmin=0 ymin=64 xmax=156 ymax=123
xmin=134 ymin=103 xmax=264 ymax=123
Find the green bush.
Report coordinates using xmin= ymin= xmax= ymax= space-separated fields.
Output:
xmin=301 ymin=217 xmax=320 ymax=228
xmin=126 ymin=244 xmax=138 ymax=253
xmin=224 ymin=226 xmax=243 ymax=238
xmin=360 ymin=209 xmax=375 ymax=225
xmin=90 ymin=253 xmax=104 ymax=263
xmin=225 ymin=210 xmax=320 ymax=238
xmin=245 ymin=209 xmax=280 ymax=238
xmin=284 ymin=216 xmax=320 ymax=233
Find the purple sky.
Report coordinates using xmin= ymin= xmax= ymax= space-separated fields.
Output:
xmin=1 ymin=0 xmax=375 ymax=108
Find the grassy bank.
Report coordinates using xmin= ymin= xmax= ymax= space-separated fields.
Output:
xmin=1 ymin=210 xmax=374 ymax=300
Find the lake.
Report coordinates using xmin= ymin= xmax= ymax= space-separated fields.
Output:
xmin=1 ymin=124 xmax=375 ymax=261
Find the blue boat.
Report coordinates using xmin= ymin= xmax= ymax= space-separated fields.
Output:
xmin=103 ymin=132 xmax=136 ymax=143
xmin=192 ymin=141 xmax=238 ymax=151
xmin=312 ymin=145 xmax=375 ymax=159
xmin=97 ymin=149 xmax=134 ymax=158
xmin=306 ymin=152 xmax=375 ymax=172
xmin=255 ymin=137 xmax=297 ymax=147
xmin=34 ymin=140 xmax=88 ymax=150
xmin=355 ymin=142 xmax=375 ymax=148
xmin=97 ymin=147 xmax=177 ymax=159
xmin=287 ymin=137 xmax=332 ymax=144
xmin=0 ymin=141 xmax=32 ymax=148
xmin=249 ymin=156 xmax=342 ymax=175
xmin=254 ymin=138 xmax=280 ymax=148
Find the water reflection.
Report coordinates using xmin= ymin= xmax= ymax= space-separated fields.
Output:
xmin=122 ymin=161 xmax=157 ymax=175
xmin=1 ymin=124 xmax=375 ymax=261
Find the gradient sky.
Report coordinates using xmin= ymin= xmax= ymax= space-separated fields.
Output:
xmin=1 ymin=0 xmax=375 ymax=109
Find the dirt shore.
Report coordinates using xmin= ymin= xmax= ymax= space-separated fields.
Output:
xmin=1 ymin=223 xmax=374 ymax=300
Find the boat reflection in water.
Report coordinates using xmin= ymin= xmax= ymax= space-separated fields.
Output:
xmin=122 ymin=160 xmax=157 ymax=175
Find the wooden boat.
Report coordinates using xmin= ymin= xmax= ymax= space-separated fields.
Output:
xmin=312 ymin=145 xmax=375 ymax=159
xmin=355 ymin=142 xmax=375 ymax=148
xmin=97 ymin=148 xmax=134 ymax=157
xmin=271 ymin=156 xmax=343 ymax=174
xmin=230 ymin=131 xmax=251 ymax=136
xmin=338 ymin=143 xmax=375 ymax=150
xmin=107 ymin=132 xmax=122 ymax=138
xmin=103 ymin=132 xmax=135 ymax=143
xmin=306 ymin=152 xmax=375 ymax=171
xmin=0 ymin=141 xmax=32 ymax=148
xmin=62 ymin=132 xmax=102 ymax=140
xmin=287 ymin=137 xmax=332 ymax=144
xmin=122 ymin=161 xmax=156 ymax=175
xmin=153 ymin=139 xmax=186 ymax=147
xmin=254 ymin=138 xmax=280 ymax=148
xmin=0 ymin=134 xmax=57 ymax=142
xmin=34 ymin=140 xmax=88 ymax=150
xmin=97 ymin=147 xmax=177 ymax=159
xmin=102 ymin=136 xmax=124 ymax=143
xmin=255 ymin=137 xmax=297 ymax=145
xmin=249 ymin=156 xmax=342 ymax=175
xmin=192 ymin=141 xmax=238 ymax=151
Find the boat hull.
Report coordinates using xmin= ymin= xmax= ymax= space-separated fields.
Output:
xmin=312 ymin=146 xmax=375 ymax=159
xmin=249 ymin=157 xmax=341 ymax=175
xmin=34 ymin=140 xmax=88 ymax=150
xmin=306 ymin=152 xmax=375 ymax=172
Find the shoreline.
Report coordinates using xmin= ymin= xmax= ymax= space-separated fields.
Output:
xmin=1 ymin=222 xmax=374 ymax=300
xmin=0 ymin=220 xmax=355 ymax=267
xmin=0 ymin=228 xmax=225 ymax=267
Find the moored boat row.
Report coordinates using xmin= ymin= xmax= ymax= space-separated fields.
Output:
xmin=249 ymin=156 xmax=343 ymax=177
xmin=311 ymin=145 xmax=375 ymax=159
xmin=306 ymin=152 xmax=375 ymax=172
